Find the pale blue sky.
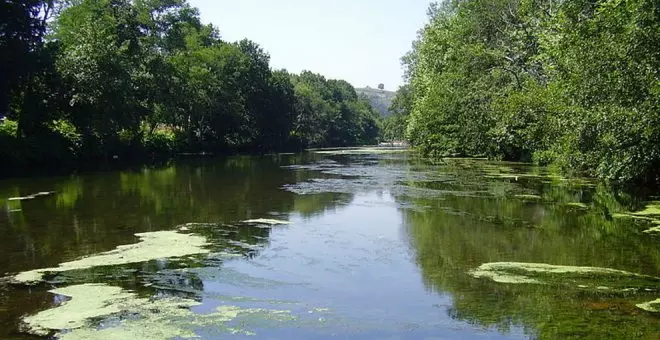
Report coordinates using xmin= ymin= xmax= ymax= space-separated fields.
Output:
xmin=188 ymin=0 xmax=430 ymax=90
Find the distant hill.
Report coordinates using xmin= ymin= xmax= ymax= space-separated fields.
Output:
xmin=356 ymin=87 xmax=396 ymax=118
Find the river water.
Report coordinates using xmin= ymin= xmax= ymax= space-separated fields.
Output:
xmin=0 ymin=149 xmax=659 ymax=339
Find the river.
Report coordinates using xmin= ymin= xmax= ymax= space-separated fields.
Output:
xmin=1 ymin=148 xmax=659 ymax=339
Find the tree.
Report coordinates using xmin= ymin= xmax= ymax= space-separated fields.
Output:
xmin=0 ymin=0 xmax=54 ymax=132
xmin=401 ymin=0 xmax=659 ymax=182
xmin=382 ymin=85 xmax=412 ymax=141
xmin=290 ymin=71 xmax=380 ymax=148
xmin=2 ymin=0 xmax=382 ymax=172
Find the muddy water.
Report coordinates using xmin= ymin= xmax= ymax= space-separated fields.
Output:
xmin=0 ymin=150 xmax=659 ymax=339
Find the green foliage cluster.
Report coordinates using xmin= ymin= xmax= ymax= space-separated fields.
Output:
xmin=398 ymin=0 xmax=659 ymax=182
xmin=0 ymin=0 xmax=379 ymax=170
xmin=381 ymin=84 xmax=413 ymax=141
xmin=291 ymin=72 xmax=380 ymax=147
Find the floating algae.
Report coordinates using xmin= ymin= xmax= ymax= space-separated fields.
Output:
xmin=22 ymin=283 xmax=296 ymax=339
xmin=612 ymin=213 xmax=647 ymax=220
xmin=7 ymin=191 xmax=56 ymax=201
xmin=612 ymin=202 xmax=660 ymax=222
xmin=611 ymin=202 xmax=660 ymax=234
xmin=242 ymin=218 xmax=291 ymax=225
xmin=469 ymin=262 xmax=660 ymax=289
xmin=23 ymin=284 xmax=143 ymax=336
xmin=643 ymin=226 xmax=660 ymax=234
xmin=12 ymin=231 xmax=210 ymax=284
xmin=514 ymin=194 xmax=543 ymax=200
xmin=482 ymin=169 xmax=595 ymax=187
xmin=483 ymin=172 xmax=560 ymax=181
xmin=176 ymin=222 xmax=219 ymax=231
xmin=636 ymin=299 xmax=660 ymax=313
xmin=565 ymin=202 xmax=588 ymax=209
xmin=470 ymin=263 xmax=543 ymax=284
xmin=629 ymin=202 xmax=660 ymax=217
xmin=311 ymin=147 xmax=408 ymax=155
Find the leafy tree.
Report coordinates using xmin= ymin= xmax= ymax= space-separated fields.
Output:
xmin=0 ymin=0 xmax=52 ymax=119
xmin=291 ymin=72 xmax=379 ymax=148
xmin=1 ymin=0 xmax=380 ymax=173
xmin=401 ymin=0 xmax=660 ymax=182
xmin=382 ymin=84 xmax=412 ymax=141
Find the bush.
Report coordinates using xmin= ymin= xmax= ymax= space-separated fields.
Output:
xmin=0 ymin=119 xmax=20 ymax=162
xmin=143 ymin=128 xmax=177 ymax=155
xmin=48 ymin=119 xmax=82 ymax=157
xmin=0 ymin=118 xmax=18 ymax=137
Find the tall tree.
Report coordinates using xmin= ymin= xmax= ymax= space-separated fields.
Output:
xmin=402 ymin=0 xmax=659 ymax=182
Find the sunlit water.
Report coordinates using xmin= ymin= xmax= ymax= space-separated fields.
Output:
xmin=1 ymin=150 xmax=659 ymax=339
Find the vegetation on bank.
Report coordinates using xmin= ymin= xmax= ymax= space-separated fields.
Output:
xmin=381 ymin=84 xmax=412 ymax=142
xmin=388 ymin=0 xmax=659 ymax=183
xmin=0 ymin=0 xmax=380 ymax=170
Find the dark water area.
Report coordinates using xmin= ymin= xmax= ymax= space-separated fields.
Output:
xmin=0 ymin=149 xmax=659 ymax=339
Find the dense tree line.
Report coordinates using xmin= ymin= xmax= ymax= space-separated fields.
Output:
xmin=0 ymin=0 xmax=380 ymax=169
xmin=381 ymin=84 xmax=412 ymax=141
xmin=394 ymin=0 xmax=659 ymax=183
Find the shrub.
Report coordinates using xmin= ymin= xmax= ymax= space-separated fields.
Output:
xmin=143 ymin=128 xmax=177 ymax=155
xmin=48 ymin=119 xmax=82 ymax=157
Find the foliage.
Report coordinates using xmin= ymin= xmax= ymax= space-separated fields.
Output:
xmin=0 ymin=119 xmax=20 ymax=161
xmin=290 ymin=72 xmax=380 ymax=148
xmin=48 ymin=119 xmax=82 ymax=157
xmin=381 ymin=84 xmax=413 ymax=141
xmin=143 ymin=128 xmax=177 ymax=155
xmin=402 ymin=0 xmax=660 ymax=183
xmin=0 ymin=0 xmax=53 ymax=116
xmin=1 ymin=0 xmax=379 ymax=171
xmin=0 ymin=119 xmax=18 ymax=138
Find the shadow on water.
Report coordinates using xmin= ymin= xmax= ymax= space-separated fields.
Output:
xmin=1 ymin=150 xmax=659 ymax=339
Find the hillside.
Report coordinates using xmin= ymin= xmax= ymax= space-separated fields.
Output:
xmin=356 ymin=87 xmax=396 ymax=118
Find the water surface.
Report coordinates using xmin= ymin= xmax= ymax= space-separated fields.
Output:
xmin=1 ymin=150 xmax=659 ymax=339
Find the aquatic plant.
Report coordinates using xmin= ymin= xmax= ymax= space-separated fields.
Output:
xmin=242 ymin=218 xmax=291 ymax=225
xmin=23 ymin=283 xmax=295 ymax=339
xmin=12 ymin=231 xmax=211 ymax=284
xmin=469 ymin=262 xmax=660 ymax=289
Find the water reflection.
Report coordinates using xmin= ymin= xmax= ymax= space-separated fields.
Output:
xmin=0 ymin=154 xmax=356 ymax=338
xmin=0 ymin=156 xmax=319 ymax=274
xmin=1 ymin=152 xmax=659 ymax=339
xmin=401 ymin=165 xmax=660 ymax=339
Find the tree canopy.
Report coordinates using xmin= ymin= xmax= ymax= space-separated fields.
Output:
xmin=0 ymin=0 xmax=380 ymax=171
xmin=395 ymin=0 xmax=659 ymax=183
